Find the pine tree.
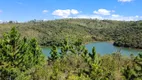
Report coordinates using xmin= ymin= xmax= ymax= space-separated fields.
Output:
xmin=49 ymin=45 xmax=59 ymax=61
xmin=0 ymin=27 xmax=45 ymax=80
xmin=88 ymin=47 xmax=104 ymax=79
xmin=60 ymin=39 xmax=70 ymax=56
xmin=122 ymin=53 xmax=142 ymax=80
xmin=91 ymin=47 xmax=100 ymax=64
xmin=134 ymin=53 xmax=142 ymax=79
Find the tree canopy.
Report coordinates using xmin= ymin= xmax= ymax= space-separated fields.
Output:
xmin=0 ymin=27 xmax=45 ymax=80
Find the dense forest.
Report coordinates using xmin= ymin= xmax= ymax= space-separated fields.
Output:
xmin=0 ymin=19 xmax=142 ymax=48
xmin=0 ymin=27 xmax=141 ymax=80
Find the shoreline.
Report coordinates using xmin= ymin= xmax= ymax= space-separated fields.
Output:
xmin=84 ymin=40 xmax=114 ymax=45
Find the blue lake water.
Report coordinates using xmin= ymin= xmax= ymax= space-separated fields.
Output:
xmin=42 ymin=42 xmax=142 ymax=56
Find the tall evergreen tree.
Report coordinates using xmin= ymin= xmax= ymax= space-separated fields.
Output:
xmin=0 ymin=27 xmax=45 ymax=80
xmin=122 ymin=53 xmax=142 ymax=80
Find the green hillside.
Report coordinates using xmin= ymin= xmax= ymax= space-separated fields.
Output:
xmin=0 ymin=19 xmax=142 ymax=48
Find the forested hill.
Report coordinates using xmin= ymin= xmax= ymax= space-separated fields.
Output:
xmin=0 ymin=19 xmax=142 ymax=48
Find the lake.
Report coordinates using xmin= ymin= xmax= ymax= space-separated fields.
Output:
xmin=42 ymin=42 xmax=142 ymax=56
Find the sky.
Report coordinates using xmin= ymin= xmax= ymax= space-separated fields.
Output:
xmin=0 ymin=0 xmax=142 ymax=22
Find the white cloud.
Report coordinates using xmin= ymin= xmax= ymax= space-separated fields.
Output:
xmin=73 ymin=15 xmax=103 ymax=19
xmin=135 ymin=15 xmax=139 ymax=18
xmin=52 ymin=9 xmax=70 ymax=18
xmin=109 ymin=14 xmax=141 ymax=21
xmin=70 ymin=14 xmax=141 ymax=21
xmin=93 ymin=9 xmax=114 ymax=15
xmin=43 ymin=19 xmax=48 ymax=21
xmin=118 ymin=0 xmax=133 ymax=2
xmin=70 ymin=9 xmax=79 ymax=14
xmin=51 ymin=9 xmax=141 ymax=21
xmin=42 ymin=10 xmax=48 ymax=13
xmin=0 ymin=20 xmax=2 ymax=23
xmin=52 ymin=9 xmax=79 ymax=18
xmin=112 ymin=14 xmax=120 ymax=17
